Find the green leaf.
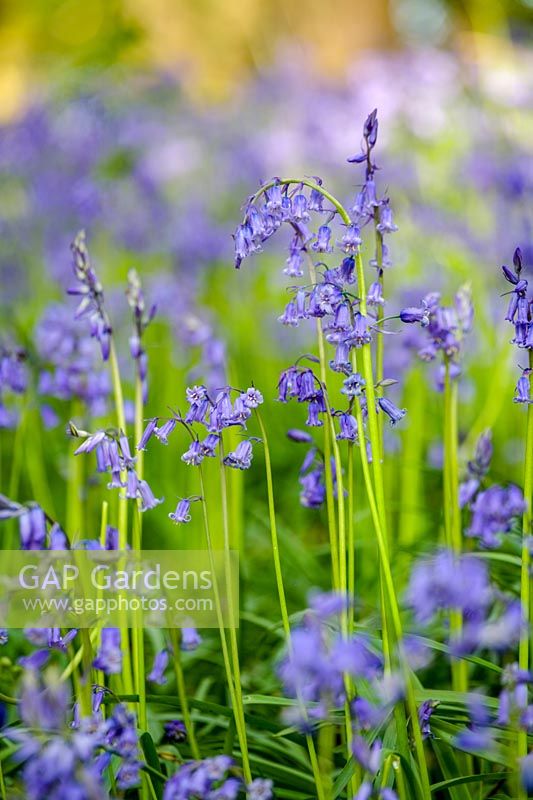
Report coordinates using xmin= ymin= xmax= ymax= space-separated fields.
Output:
xmin=140 ymin=732 xmax=165 ymax=800
xmin=431 ymin=771 xmax=510 ymax=792
xmin=431 ymin=739 xmax=473 ymax=800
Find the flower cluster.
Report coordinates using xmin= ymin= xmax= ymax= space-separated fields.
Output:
xmin=0 ymin=341 xmax=28 ymax=428
xmin=347 ymin=107 xmax=398 ymax=273
xmin=466 ymin=484 xmax=525 ymax=548
xmin=138 ymin=385 xmax=264 ymax=471
xmin=71 ymin=424 xmax=162 ymax=511
xmin=459 ymin=429 xmax=526 ymax=548
xmin=36 ymin=303 xmax=111 ymax=423
xmin=279 ymin=592 xmax=383 ymax=729
xmin=407 ymin=550 xmax=522 ymax=654
xmin=163 ymin=755 xmax=273 ymax=800
xmin=6 ymin=667 xmax=125 ymax=800
xmin=501 ymin=247 xmax=533 ymax=403
xmin=101 ymin=703 xmax=142 ymax=789
xmin=399 ymin=285 xmax=473 ymax=387
xmin=233 ymin=113 xmax=407 ymax=509
xmin=0 ymin=493 xmax=68 ymax=550
xmin=458 ymin=429 xmax=493 ymax=507
xmin=497 ymin=663 xmax=533 ymax=733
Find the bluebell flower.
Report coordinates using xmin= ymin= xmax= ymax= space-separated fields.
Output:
xmin=454 ymin=695 xmax=495 ymax=753
xmin=459 ymin=478 xmax=479 ymax=509
xmin=466 ymin=483 xmax=525 ymax=547
xmin=353 ymin=783 xmax=372 ymax=800
xmin=155 ymin=417 xmax=178 ymax=445
xmin=367 ymin=280 xmax=385 ymax=306
xmin=182 ymin=440 xmax=204 ymax=466
xmin=163 ymin=756 xmax=239 ymax=800
xmin=515 ymin=370 xmax=532 ymax=404
xmin=341 ymin=373 xmax=366 ymax=397
xmin=400 ymin=287 xmax=472 ymax=382
xmin=299 ymin=465 xmax=326 ymax=508
xmin=242 ymin=387 xmax=264 ymax=408
xmin=181 ymin=627 xmax=202 ymax=650
xmin=148 ymin=648 xmax=169 ymax=684
xmin=264 ymin=183 xmax=282 ymax=211
xmin=378 ymin=397 xmax=406 ymax=426
xmin=337 ymin=413 xmax=358 ymax=441
xmin=102 ymin=703 xmax=141 ymax=788
xmin=117 ymin=760 xmax=142 ymax=790
xmin=0 ymin=343 xmax=27 ymax=397
xmin=407 ymin=550 xmax=492 ymax=626
xmin=347 ymin=313 xmax=372 ymax=347
xmin=233 ymin=223 xmax=254 ymax=268
xmin=284 ymin=243 xmax=304 ymax=277
xmin=278 ymin=299 xmax=299 ymax=327
xmin=468 ymin=429 xmax=493 ymax=476
xmin=7 ymin=667 xmax=108 ymax=799
xmin=163 ymin=719 xmax=187 ymax=744
xmin=287 ymin=428 xmax=313 ymax=443
xmin=137 ymin=417 xmax=159 ymax=450
xmin=291 ymin=194 xmax=310 ymax=222
xmin=325 ymin=304 xmax=352 ymax=341
xmin=93 ymin=628 xmax=122 ymax=674
xmin=418 ymin=699 xmax=438 ymax=739
xmin=169 ymin=497 xmax=200 ymax=524
xmin=351 ymin=696 xmax=386 ymax=731
xmin=223 ymin=440 xmax=254 ymax=470
xmin=247 ymin=778 xmax=274 ymax=800
xmin=277 ymin=366 xmax=300 ymax=402
xmin=200 ymin=433 xmax=220 ymax=456
xmin=341 ymin=223 xmax=362 ymax=253
xmin=19 ymin=505 xmax=47 ymax=550
xmin=498 ymin=663 xmax=533 ymax=727
xmin=312 ymin=225 xmax=333 ymax=253
xmin=399 ymin=305 xmax=429 ymax=326
xmin=376 ymin=199 xmax=398 ymax=234
xmin=138 ymin=478 xmax=163 ymax=511
xmin=338 ymin=255 xmax=356 ymax=284
xmin=305 ymin=400 xmax=324 ymax=427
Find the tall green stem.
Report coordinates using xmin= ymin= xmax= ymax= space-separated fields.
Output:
xmin=108 ymin=342 xmax=133 ymax=696
xmin=353 ymin=396 xmax=431 ymax=798
xmin=255 ymin=410 xmax=327 ymax=800
xmin=373 ymin=213 xmax=385 ymax=459
xmin=132 ymin=375 xmax=147 ymax=737
xmin=198 ymin=466 xmax=251 ymax=783
xmin=443 ymin=359 xmax=468 ymax=695
xmin=307 ymin=256 xmax=340 ymax=590
xmin=518 ymin=351 xmax=533 ymax=772
xmin=219 ymin=451 xmax=252 ymax=783
xmin=170 ymin=628 xmax=201 ymax=759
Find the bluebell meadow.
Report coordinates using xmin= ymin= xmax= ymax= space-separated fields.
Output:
xmin=0 ymin=75 xmax=531 ymax=800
